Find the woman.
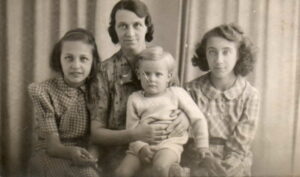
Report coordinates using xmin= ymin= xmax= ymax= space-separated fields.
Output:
xmin=88 ymin=0 xmax=189 ymax=176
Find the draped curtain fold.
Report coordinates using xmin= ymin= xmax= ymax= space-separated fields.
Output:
xmin=1 ymin=0 xmax=299 ymax=176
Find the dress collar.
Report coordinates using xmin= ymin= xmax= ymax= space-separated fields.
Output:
xmin=116 ymin=49 xmax=140 ymax=86
xmin=57 ymin=76 xmax=86 ymax=97
xmin=202 ymin=73 xmax=245 ymax=100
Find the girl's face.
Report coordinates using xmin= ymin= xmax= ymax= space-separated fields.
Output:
xmin=138 ymin=59 xmax=171 ymax=96
xmin=206 ymin=36 xmax=238 ymax=79
xmin=115 ymin=9 xmax=147 ymax=52
xmin=60 ymin=41 xmax=93 ymax=87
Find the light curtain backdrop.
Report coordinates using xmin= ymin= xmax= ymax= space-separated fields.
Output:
xmin=1 ymin=0 xmax=299 ymax=176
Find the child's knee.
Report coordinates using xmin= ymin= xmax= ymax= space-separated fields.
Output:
xmin=152 ymin=162 xmax=170 ymax=176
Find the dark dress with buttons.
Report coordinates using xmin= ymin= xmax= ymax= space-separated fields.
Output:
xmin=89 ymin=50 xmax=141 ymax=176
xmin=28 ymin=76 xmax=100 ymax=177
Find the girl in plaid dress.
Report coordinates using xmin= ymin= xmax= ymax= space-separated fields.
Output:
xmin=183 ymin=23 xmax=260 ymax=177
xmin=28 ymin=28 xmax=102 ymax=177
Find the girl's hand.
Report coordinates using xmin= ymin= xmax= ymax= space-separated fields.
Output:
xmin=167 ymin=110 xmax=189 ymax=137
xmin=69 ymin=147 xmax=98 ymax=166
xmin=138 ymin=145 xmax=159 ymax=164
xmin=134 ymin=118 xmax=168 ymax=144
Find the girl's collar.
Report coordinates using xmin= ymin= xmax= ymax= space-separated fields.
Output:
xmin=202 ymin=73 xmax=245 ymax=100
xmin=208 ymin=72 xmax=237 ymax=91
xmin=57 ymin=75 xmax=86 ymax=94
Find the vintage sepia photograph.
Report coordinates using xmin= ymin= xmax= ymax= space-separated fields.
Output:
xmin=0 ymin=0 xmax=299 ymax=176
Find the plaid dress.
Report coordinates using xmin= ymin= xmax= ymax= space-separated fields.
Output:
xmin=28 ymin=76 xmax=100 ymax=177
xmin=183 ymin=73 xmax=260 ymax=177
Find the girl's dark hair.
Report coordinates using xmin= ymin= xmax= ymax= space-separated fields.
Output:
xmin=108 ymin=0 xmax=154 ymax=44
xmin=49 ymin=28 xmax=101 ymax=102
xmin=192 ymin=23 xmax=257 ymax=76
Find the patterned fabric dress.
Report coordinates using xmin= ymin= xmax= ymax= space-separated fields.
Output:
xmin=182 ymin=73 xmax=260 ymax=177
xmin=28 ymin=76 xmax=100 ymax=177
xmin=88 ymin=50 xmax=142 ymax=177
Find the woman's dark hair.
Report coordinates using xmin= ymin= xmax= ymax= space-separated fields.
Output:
xmin=49 ymin=28 xmax=101 ymax=102
xmin=192 ymin=23 xmax=257 ymax=76
xmin=108 ymin=0 xmax=154 ymax=44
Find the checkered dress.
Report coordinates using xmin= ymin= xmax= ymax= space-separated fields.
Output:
xmin=183 ymin=73 xmax=260 ymax=177
xmin=28 ymin=76 xmax=100 ymax=177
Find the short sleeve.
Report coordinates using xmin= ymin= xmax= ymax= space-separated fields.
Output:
xmin=28 ymin=83 xmax=58 ymax=134
xmin=88 ymin=68 xmax=110 ymax=128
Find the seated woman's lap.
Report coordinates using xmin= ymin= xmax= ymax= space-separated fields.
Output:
xmin=28 ymin=150 xmax=99 ymax=177
xmin=181 ymin=139 xmax=252 ymax=177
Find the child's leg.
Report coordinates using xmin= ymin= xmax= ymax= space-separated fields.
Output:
xmin=115 ymin=153 xmax=141 ymax=177
xmin=152 ymin=149 xmax=178 ymax=177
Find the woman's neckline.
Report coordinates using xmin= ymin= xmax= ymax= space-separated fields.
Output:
xmin=209 ymin=73 xmax=237 ymax=91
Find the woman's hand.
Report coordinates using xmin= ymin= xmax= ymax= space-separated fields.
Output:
xmin=134 ymin=118 xmax=168 ymax=144
xmin=68 ymin=147 xmax=98 ymax=166
xmin=167 ymin=110 xmax=190 ymax=137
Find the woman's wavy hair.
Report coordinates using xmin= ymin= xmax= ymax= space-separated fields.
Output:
xmin=108 ymin=0 xmax=154 ymax=44
xmin=192 ymin=23 xmax=257 ymax=76
xmin=49 ymin=28 xmax=101 ymax=102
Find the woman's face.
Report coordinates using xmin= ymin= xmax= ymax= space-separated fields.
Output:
xmin=115 ymin=9 xmax=147 ymax=52
xmin=206 ymin=36 xmax=238 ymax=80
xmin=60 ymin=41 xmax=93 ymax=87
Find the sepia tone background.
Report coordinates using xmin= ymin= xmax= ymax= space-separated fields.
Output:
xmin=1 ymin=0 xmax=300 ymax=176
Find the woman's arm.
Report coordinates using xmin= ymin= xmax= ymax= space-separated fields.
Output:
xmin=91 ymin=121 xmax=135 ymax=145
xmin=167 ymin=110 xmax=190 ymax=137
xmin=91 ymin=119 xmax=168 ymax=145
xmin=89 ymin=68 xmax=138 ymax=145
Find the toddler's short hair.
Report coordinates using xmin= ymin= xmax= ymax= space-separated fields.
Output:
xmin=136 ymin=46 xmax=175 ymax=73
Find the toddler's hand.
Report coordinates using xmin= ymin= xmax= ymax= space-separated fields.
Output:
xmin=196 ymin=147 xmax=212 ymax=160
xmin=139 ymin=145 xmax=157 ymax=164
